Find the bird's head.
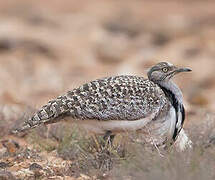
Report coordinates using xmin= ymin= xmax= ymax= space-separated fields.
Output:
xmin=147 ymin=62 xmax=192 ymax=82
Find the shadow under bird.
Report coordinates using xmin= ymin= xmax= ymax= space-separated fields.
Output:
xmin=13 ymin=62 xmax=192 ymax=150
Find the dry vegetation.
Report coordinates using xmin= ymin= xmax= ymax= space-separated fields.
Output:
xmin=0 ymin=0 xmax=215 ymax=179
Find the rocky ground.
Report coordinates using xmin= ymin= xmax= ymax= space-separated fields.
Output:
xmin=0 ymin=0 xmax=215 ymax=179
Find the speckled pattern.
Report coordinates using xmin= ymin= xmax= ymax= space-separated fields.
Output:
xmin=17 ymin=75 xmax=170 ymax=132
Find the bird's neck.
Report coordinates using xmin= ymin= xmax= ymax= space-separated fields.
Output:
xmin=156 ymin=80 xmax=185 ymax=141
xmin=157 ymin=80 xmax=183 ymax=105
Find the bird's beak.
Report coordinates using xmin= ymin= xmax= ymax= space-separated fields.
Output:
xmin=175 ymin=67 xmax=192 ymax=73
xmin=166 ymin=66 xmax=192 ymax=80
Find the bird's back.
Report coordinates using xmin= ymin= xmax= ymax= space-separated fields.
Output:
xmin=15 ymin=75 xmax=170 ymax=132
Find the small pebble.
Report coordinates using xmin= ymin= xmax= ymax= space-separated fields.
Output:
xmin=29 ymin=163 xmax=43 ymax=171
xmin=0 ymin=162 xmax=8 ymax=169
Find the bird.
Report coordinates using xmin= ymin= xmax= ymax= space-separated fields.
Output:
xmin=12 ymin=62 xmax=192 ymax=150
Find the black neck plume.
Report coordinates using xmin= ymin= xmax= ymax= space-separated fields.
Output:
xmin=160 ymin=86 xmax=185 ymax=141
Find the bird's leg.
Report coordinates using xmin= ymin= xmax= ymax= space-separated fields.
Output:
xmin=103 ymin=130 xmax=112 ymax=140
xmin=46 ymin=124 xmax=50 ymax=139
xmin=103 ymin=131 xmax=115 ymax=147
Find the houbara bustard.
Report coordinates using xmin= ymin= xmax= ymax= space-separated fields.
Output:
xmin=13 ymin=62 xmax=192 ymax=150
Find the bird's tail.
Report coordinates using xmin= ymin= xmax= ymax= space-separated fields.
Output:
xmin=11 ymin=95 xmax=72 ymax=134
xmin=11 ymin=121 xmax=34 ymax=134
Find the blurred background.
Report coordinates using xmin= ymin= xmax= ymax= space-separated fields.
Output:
xmin=0 ymin=0 xmax=214 ymax=113
xmin=0 ymin=0 xmax=215 ymax=179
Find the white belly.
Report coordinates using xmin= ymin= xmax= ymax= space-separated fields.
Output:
xmin=71 ymin=117 xmax=152 ymax=135
xmin=67 ymin=106 xmax=176 ymax=139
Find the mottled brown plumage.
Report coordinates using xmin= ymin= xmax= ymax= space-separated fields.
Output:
xmin=15 ymin=76 xmax=169 ymax=130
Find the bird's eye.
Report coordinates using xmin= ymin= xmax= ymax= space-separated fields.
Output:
xmin=162 ymin=67 xmax=168 ymax=72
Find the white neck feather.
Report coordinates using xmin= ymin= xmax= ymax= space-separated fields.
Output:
xmin=158 ymin=80 xmax=183 ymax=104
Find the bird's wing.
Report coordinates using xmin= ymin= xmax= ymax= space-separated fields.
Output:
xmin=13 ymin=75 xmax=169 ymax=133
xmin=67 ymin=75 xmax=169 ymax=121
